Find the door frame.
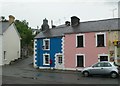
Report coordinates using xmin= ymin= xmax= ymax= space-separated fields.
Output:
xmin=76 ymin=54 xmax=85 ymax=67
xmin=98 ymin=54 xmax=109 ymax=62
xmin=55 ymin=53 xmax=64 ymax=69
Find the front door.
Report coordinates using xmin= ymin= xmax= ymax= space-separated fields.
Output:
xmin=55 ymin=54 xmax=64 ymax=69
xmin=77 ymin=55 xmax=84 ymax=67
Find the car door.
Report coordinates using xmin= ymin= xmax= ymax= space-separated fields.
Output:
xmin=89 ymin=62 xmax=104 ymax=74
xmin=101 ymin=62 xmax=112 ymax=74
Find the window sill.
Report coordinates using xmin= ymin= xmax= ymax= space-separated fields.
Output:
xmin=76 ymin=47 xmax=84 ymax=48
xmin=76 ymin=66 xmax=84 ymax=68
xmin=43 ymin=49 xmax=50 ymax=51
xmin=58 ymin=63 xmax=63 ymax=64
xmin=43 ymin=63 xmax=50 ymax=65
xmin=96 ymin=46 xmax=105 ymax=47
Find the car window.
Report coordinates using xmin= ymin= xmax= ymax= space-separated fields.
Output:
xmin=93 ymin=63 xmax=98 ymax=67
xmin=93 ymin=63 xmax=104 ymax=67
xmin=103 ymin=63 xmax=112 ymax=67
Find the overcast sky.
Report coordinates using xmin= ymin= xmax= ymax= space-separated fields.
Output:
xmin=0 ymin=0 xmax=120 ymax=28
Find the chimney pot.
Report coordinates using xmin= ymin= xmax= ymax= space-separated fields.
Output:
xmin=9 ymin=15 xmax=15 ymax=24
xmin=65 ymin=21 xmax=70 ymax=26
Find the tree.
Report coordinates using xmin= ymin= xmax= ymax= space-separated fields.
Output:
xmin=15 ymin=20 xmax=33 ymax=56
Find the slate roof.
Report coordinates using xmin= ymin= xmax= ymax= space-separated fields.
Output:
xmin=35 ymin=18 xmax=120 ymax=39
xmin=0 ymin=21 xmax=10 ymax=35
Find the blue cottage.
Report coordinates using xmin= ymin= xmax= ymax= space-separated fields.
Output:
xmin=34 ymin=18 xmax=65 ymax=69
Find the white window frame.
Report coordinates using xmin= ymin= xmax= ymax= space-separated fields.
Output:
xmin=43 ymin=53 xmax=50 ymax=65
xmin=95 ymin=32 xmax=106 ymax=47
xmin=76 ymin=54 xmax=85 ymax=67
xmin=43 ymin=38 xmax=50 ymax=50
xmin=98 ymin=54 xmax=109 ymax=62
xmin=57 ymin=54 xmax=63 ymax=64
xmin=76 ymin=34 xmax=85 ymax=48
xmin=55 ymin=53 xmax=64 ymax=65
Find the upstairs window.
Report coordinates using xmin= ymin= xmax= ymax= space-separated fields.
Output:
xmin=76 ymin=34 xmax=85 ymax=48
xmin=96 ymin=33 xmax=106 ymax=47
xmin=43 ymin=39 xmax=50 ymax=50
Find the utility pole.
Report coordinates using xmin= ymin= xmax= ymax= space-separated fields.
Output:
xmin=112 ymin=8 xmax=117 ymax=18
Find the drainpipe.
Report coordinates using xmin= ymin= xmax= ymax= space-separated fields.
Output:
xmin=113 ymin=40 xmax=118 ymax=65
xmin=114 ymin=45 xmax=117 ymax=64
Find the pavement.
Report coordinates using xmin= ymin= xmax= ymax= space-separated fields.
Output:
xmin=4 ymin=56 xmax=81 ymax=74
xmin=36 ymin=69 xmax=81 ymax=74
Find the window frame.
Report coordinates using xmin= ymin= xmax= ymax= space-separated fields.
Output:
xmin=98 ymin=54 xmax=109 ymax=62
xmin=43 ymin=38 xmax=50 ymax=50
xmin=57 ymin=55 xmax=63 ymax=64
xmin=76 ymin=34 xmax=85 ymax=48
xmin=43 ymin=53 xmax=50 ymax=65
xmin=95 ymin=32 xmax=106 ymax=47
xmin=93 ymin=62 xmax=104 ymax=67
xmin=103 ymin=62 xmax=112 ymax=67
xmin=76 ymin=54 xmax=85 ymax=67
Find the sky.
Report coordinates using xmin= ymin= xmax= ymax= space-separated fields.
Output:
xmin=0 ymin=0 xmax=120 ymax=28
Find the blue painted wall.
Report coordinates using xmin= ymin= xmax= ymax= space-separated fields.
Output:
xmin=35 ymin=37 xmax=62 ymax=67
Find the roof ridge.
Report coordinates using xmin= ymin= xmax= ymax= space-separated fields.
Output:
xmin=35 ymin=18 xmax=119 ymax=39
xmin=80 ymin=18 xmax=120 ymax=23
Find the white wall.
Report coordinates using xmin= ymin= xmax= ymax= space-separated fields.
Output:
xmin=3 ymin=24 xmax=21 ymax=65
xmin=0 ymin=35 xmax=2 ymax=65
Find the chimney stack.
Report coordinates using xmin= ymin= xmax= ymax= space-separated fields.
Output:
xmin=9 ymin=15 xmax=15 ymax=24
xmin=65 ymin=21 xmax=70 ymax=26
xmin=71 ymin=16 xmax=80 ymax=27
xmin=41 ymin=18 xmax=49 ymax=32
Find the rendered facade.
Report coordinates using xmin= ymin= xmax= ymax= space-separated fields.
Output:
xmin=34 ymin=16 xmax=120 ymax=70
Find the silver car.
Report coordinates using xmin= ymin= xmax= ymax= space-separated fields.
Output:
xmin=82 ymin=61 xmax=119 ymax=78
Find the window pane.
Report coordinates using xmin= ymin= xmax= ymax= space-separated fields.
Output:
xmin=94 ymin=63 xmax=104 ymax=67
xmin=44 ymin=55 xmax=49 ymax=64
xmin=100 ymin=56 xmax=108 ymax=61
xmin=58 ymin=55 xmax=62 ymax=64
xmin=97 ymin=34 xmax=104 ymax=47
xmin=77 ymin=55 xmax=84 ymax=67
xmin=94 ymin=63 xmax=100 ymax=67
xmin=104 ymin=63 xmax=112 ymax=67
xmin=43 ymin=39 xmax=50 ymax=50
xmin=45 ymin=40 xmax=49 ymax=49
xmin=77 ymin=36 xmax=83 ymax=47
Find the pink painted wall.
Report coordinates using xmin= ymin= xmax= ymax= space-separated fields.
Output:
xmin=64 ymin=32 xmax=108 ymax=69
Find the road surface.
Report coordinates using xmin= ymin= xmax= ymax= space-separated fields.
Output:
xmin=2 ymin=56 xmax=120 ymax=85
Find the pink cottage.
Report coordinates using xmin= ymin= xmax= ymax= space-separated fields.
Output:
xmin=63 ymin=16 xmax=120 ymax=70
xmin=64 ymin=32 xmax=108 ymax=70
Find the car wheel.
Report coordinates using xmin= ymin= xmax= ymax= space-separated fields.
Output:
xmin=83 ymin=71 xmax=89 ymax=77
xmin=110 ymin=72 xmax=118 ymax=78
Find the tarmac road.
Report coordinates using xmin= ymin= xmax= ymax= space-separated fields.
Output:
xmin=2 ymin=56 xmax=120 ymax=85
